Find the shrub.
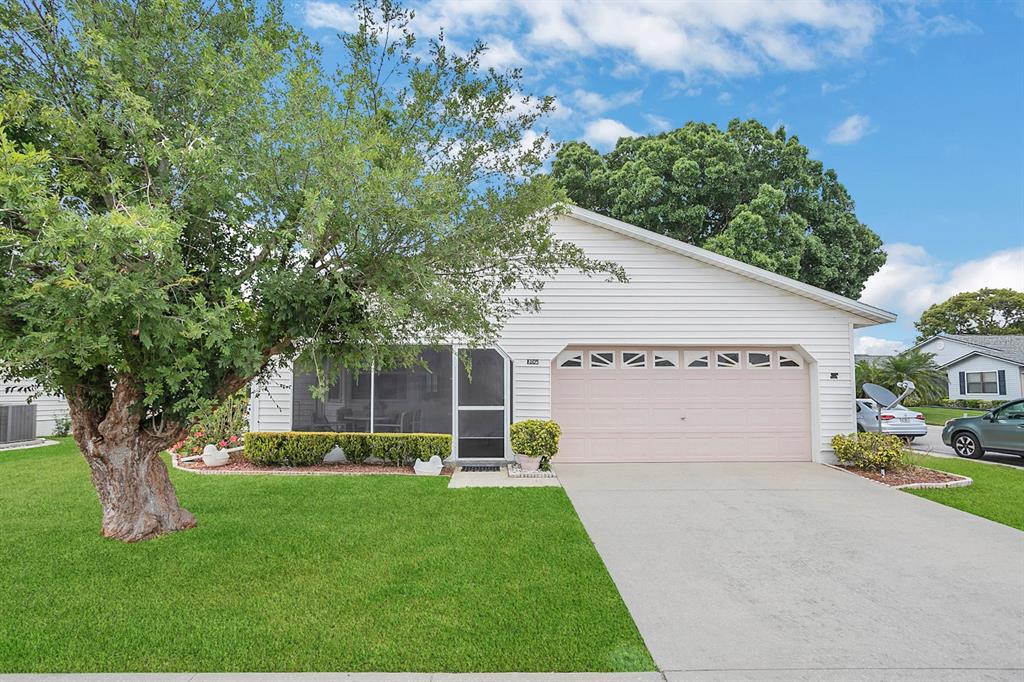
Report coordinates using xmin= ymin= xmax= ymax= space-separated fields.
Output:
xmin=831 ymin=432 xmax=910 ymax=472
xmin=243 ymin=431 xmax=452 ymax=467
xmin=510 ymin=419 xmax=561 ymax=470
xmin=52 ymin=413 xmax=72 ymax=437
xmin=940 ymin=398 xmax=1000 ymax=410
xmin=174 ymin=391 xmax=249 ymax=456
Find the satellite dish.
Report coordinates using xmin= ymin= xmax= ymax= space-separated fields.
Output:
xmin=863 ymin=383 xmax=899 ymax=409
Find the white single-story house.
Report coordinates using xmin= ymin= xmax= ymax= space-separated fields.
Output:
xmin=912 ymin=334 xmax=1024 ymax=401
xmin=0 ymin=379 xmax=68 ymax=443
xmin=251 ymin=206 xmax=897 ymax=464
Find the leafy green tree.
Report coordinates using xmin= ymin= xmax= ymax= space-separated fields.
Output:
xmin=876 ymin=350 xmax=947 ymax=406
xmin=552 ymin=120 xmax=886 ymax=298
xmin=0 ymin=0 xmax=619 ymax=541
xmin=915 ymin=289 xmax=1024 ymax=340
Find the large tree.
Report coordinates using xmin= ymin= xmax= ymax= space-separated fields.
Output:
xmin=915 ymin=289 xmax=1024 ymax=340
xmin=552 ymin=120 xmax=886 ymax=298
xmin=0 ymin=0 xmax=619 ymax=541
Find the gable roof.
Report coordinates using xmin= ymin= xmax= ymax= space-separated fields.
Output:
xmin=916 ymin=333 xmax=1024 ymax=366
xmin=566 ymin=205 xmax=897 ymax=325
xmin=939 ymin=350 xmax=1024 ymax=369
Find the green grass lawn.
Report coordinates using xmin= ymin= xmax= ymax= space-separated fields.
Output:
xmin=0 ymin=439 xmax=653 ymax=673
xmin=915 ymin=406 xmax=986 ymax=426
xmin=908 ymin=454 xmax=1024 ymax=531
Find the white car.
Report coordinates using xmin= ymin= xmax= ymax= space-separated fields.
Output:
xmin=855 ymin=398 xmax=928 ymax=440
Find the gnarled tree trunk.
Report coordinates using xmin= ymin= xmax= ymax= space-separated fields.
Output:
xmin=67 ymin=377 xmax=195 ymax=542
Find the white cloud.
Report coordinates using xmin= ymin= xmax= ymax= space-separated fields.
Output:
xmin=573 ymin=88 xmax=643 ymax=114
xmin=860 ymin=243 xmax=1024 ymax=325
xmin=643 ymin=113 xmax=672 ymax=132
xmin=582 ymin=118 xmax=639 ymax=148
xmin=478 ymin=35 xmax=526 ymax=69
xmin=826 ymin=113 xmax=874 ymax=144
xmin=854 ymin=335 xmax=906 ymax=356
xmin=303 ymin=0 xmax=884 ymax=79
xmin=717 ymin=91 xmax=733 ymax=104
xmin=304 ymin=0 xmax=357 ymax=31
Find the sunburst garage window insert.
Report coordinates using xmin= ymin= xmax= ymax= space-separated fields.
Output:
xmin=747 ymin=351 xmax=772 ymax=368
xmin=621 ymin=351 xmax=647 ymax=368
xmin=557 ymin=351 xmax=583 ymax=368
xmin=589 ymin=351 xmax=615 ymax=369
xmin=683 ymin=351 xmax=709 ymax=368
xmin=716 ymin=351 xmax=741 ymax=369
xmin=653 ymin=351 xmax=679 ymax=368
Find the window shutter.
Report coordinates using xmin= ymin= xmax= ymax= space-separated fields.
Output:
xmin=959 ymin=371 xmax=966 ymax=394
xmin=998 ymin=370 xmax=1006 ymax=395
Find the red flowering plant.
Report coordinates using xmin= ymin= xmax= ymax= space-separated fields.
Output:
xmin=172 ymin=392 xmax=248 ymax=458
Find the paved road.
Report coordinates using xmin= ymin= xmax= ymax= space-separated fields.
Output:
xmin=558 ymin=462 xmax=1024 ymax=682
xmin=913 ymin=425 xmax=1024 ymax=468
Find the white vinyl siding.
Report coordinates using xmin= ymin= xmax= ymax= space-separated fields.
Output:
xmin=248 ymin=364 xmax=294 ymax=432
xmin=0 ymin=380 xmax=68 ymax=438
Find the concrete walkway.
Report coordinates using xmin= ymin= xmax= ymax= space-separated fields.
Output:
xmin=557 ymin=462 xmax=1024 ymax=682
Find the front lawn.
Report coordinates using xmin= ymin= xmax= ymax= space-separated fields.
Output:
xmin=915 ymin=406 xmax=986 ymax=426
xmin=908 ymin=454 xmax=1024 ymax=531
xmin=0 ymin=439 xmax=653 ymax=673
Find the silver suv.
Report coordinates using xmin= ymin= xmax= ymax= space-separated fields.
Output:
xmin=942 ymin=399 xmax=1024 ymax=459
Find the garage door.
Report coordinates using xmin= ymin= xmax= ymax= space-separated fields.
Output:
xmin=551 ymin=346 xmax=811 ymax=462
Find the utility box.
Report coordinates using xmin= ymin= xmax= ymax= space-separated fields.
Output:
xmin=0 ymin=404 xmax=36 ymax=444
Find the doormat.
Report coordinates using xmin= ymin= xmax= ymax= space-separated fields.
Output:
xmin=460 ymin=465 xmax=501 ymax=473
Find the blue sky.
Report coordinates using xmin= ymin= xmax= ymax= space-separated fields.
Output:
xmin=295 ymin=0 xmax=1024 ymax=352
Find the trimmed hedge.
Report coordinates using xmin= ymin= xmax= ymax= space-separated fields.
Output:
xmin=244 ymin=431 xmax=452 ymax=467
xmin=831 ymin=432 xmax=909 ymax=472
xmin=939 ymin=398 xmax=1002 ymax=410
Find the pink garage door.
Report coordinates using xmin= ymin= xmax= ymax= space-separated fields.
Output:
xmin=551 ymin=347 xmax=812 ymax=463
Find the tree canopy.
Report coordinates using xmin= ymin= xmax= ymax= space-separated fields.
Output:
xmin=915 ymin=289 xmax=1024 ymax=340
xmin=552 ymin=120 xmax=886 ymax=298
xmin=0 ymin=0 xmax=619 ymax=539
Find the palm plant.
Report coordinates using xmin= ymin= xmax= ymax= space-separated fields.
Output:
xmin=855 ymin=359 xmax=884 ymax=397
xmin=875 ymin=350 xmax=947 ymax=406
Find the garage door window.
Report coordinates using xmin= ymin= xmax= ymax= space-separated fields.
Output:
xmin=653 ymin=351 xmax=678 ymax=368
xmin=716 ymin=351 xmax=741 ymax=369
xmin=684 ymin=350 xmax=709 ymax=368
xmin=621 ymin=351 xmax=646 ymax=368
xmin=778 ymin=351 xmax=803 ymax=368
xmin=589 ymin=351 xmax=615 ymax=368
xmin=747 ymin=351 xmax=772 ymax=369
xmin=557 ymin=351 xmax=583 ymax=368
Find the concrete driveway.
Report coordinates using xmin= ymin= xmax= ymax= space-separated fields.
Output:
xmin=557 ymin=462 xmax=1024 ymax=681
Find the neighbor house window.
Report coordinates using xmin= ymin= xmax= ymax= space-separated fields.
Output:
xmin=966 ymin=371 xmax=998 ymax=394
xmin=716 ymin=351 xmax=741 ymax=369
xmin=589 ymin=351 xmax=615 ymax=368
xmin=621 ymin=351 xmax=647 ymax=368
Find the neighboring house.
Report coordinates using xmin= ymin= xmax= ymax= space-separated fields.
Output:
xmin=912 ymin=334 xmax=1024 ymax=402
xmin=0 ymin=379 xmax=68 ymax=442
xmin=251 ymin=206 xmax=896 ymax=464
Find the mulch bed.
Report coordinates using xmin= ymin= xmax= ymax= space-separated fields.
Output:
xmin=174 ymin=455 xmax=454 ymax=477
xmin=838 ymin=464 xmax=966 ymax=487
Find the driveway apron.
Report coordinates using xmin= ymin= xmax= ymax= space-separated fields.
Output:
xmin=557 ymin=462 xmax=1024 ymax=681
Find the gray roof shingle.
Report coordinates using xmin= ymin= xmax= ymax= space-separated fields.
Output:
xmin=943 ymin=334 xmax=1024 ymax=365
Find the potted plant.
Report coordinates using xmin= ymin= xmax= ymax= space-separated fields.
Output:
xmin=510 ymin=419 xmax=561 ymax=471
